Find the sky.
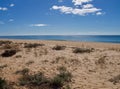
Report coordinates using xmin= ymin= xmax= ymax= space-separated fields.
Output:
xmin=0 ymin=0 xmax=120 ymax=35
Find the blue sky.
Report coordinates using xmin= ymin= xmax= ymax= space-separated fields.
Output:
xmin=0 ymin=0 xmax=120 ymax=35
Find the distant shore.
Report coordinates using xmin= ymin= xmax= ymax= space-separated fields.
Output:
xmin=0 ymin=35 xmax=120 ymax=43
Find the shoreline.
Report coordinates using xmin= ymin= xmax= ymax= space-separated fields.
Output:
xmin=0 ymin=38 xmax=120 ymax=48
xmin=0 ymin=35 xmax=120 ymax=44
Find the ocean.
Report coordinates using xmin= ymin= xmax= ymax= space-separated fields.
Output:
xmin=0 ymin=35 xmax=120 ymax=43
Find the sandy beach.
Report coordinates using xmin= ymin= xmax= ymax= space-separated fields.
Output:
xmin=0 ymin=39 xmax=120 ymax=89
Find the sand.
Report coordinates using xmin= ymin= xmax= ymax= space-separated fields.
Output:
xmin=0 ymin=39 xmax=120 ymax=89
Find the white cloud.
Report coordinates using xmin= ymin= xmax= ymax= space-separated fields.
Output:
xmin=0 ymin=7 xmax=8 ymax=11
xmin=96 ymin=12 xmax=102 ymax=15
xmin=52 ymin=5 xmax=101 ymax=16
xmin=30 ymin=24 xmax=47 ymax=27
xmin=72 ymin=0 xmax=92 ymax=5
xmin=52 ymin=0 xmax=103 ymax=16
xmin=10 ymin=4 xmax=15 ymax=7
xmin=82 ymin=4 xmax=93 ymax=9
xmin=9 ymin=19 xmax=14 ymax=22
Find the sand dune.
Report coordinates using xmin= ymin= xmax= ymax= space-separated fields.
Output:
xmin=0 ymin=39 xmax=120 ymax=89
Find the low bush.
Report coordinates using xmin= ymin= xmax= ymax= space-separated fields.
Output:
xmin=52 ymin=45 xmax=66 ymax=50
xmin=50 ymin=67 xmax=72 ymax=88
xmin=73 ymin=47 xmax=94 ymax=53
xmin=1 ymin=50 xmax=17 ymax=57
xmin=24 ymin=43 xmax=44 ymax=48
xmin=0 ymin=78 xmax=8 ymax=89
xmin=18 ymin=67 xmax=72 ymax=89
xmin=0 ymin=40 xmax=12 ymax=46
xmin=19 ymin=72 xmax=48 ymax=86
xmin=50 ymin=76 xmax=64 ymax=88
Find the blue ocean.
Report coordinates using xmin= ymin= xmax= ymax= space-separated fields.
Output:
xmin=0 ymin=35 xmax=120 ymax=43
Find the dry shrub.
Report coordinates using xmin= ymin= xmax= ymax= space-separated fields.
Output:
xmin=19 ymin=72 xmax=49 ymax=87
xmin=2 ymin=42 xmax=20 ymax=50
xmin=15 ymin=68 xmax=29 ymax=75
xmin=24 ymin=43 xmax=45 ymax=48
xmin=109 ymin=74 xmax=120 ymax=85
xmin=50 ymin=66 xmax=72 ymax=88
xmin=15 ymin=55 xmax=22 ymax=58
xmin=73 ymin=47 xmax=94 ymax=53
xmin=52 ymin=45 xmax=66 ymax=50
xmin=96 ymin=56 xmax=107 ymax=65
xmin=26 ymin=61 xmax=34 ymax=66
xmin=1 ymin=50 xmax=18 ymax=57
xmin=51 ymin=56 xmax=66 ymax=64
xmin=18 ymin=67 xmax=72 ymax=89
xmin=0 ymin=77 xmax=13 ymax=89
xmin=0 ymin=40 xmax=12 ymax=46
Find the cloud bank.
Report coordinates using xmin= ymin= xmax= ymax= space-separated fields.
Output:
xmin=52 ymin=0 xmax=102 ymax=16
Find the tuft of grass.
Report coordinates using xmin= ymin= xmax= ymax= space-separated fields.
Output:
xmin=0 ymin=64 xmax=8 ymax=69
xmin=24 ymin=43 xmax=44 ymax=48
xmin=52 ymin=45 xmax=66 ymax=50
xmin=96 ymin=56 xmax=107 ymax=65
xmin=73 ymin=47 xmax=94 ymax=53
xmin=26 ymin=60 xmax=34 ymax=66
xmin=0 ymin=78 xmax=8 ymax=89
xmin=15 ymin=68 xmax=29 ymax=75
xmin=1 ymin=50 xmax=17 ymax=57
xmin=0 ymin=40 xmax=12 ymax=46
xmin=57 ymin=66 xmax=67 ymax=72
xmin=15 ymin=55 xmax=22 ymax=58
xmin=2 ymin=43 xmax=20 ymax=51
xmin=55 ymin=56 xmax=65 ymax=63
xmin=109 ymin=74 xmax=120 ymax=85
